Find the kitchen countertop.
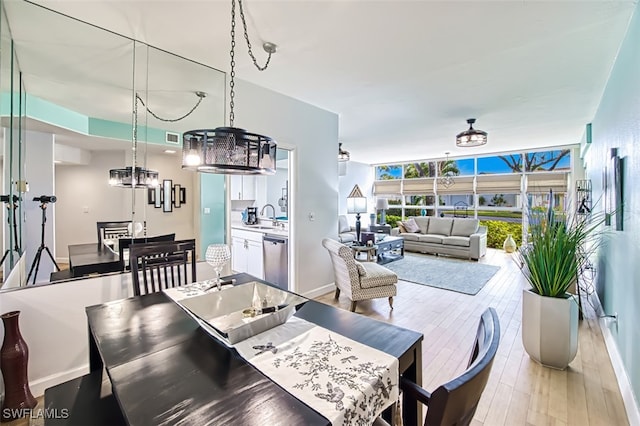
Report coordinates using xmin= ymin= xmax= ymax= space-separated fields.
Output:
xmin=231 ymin=222 xmax=289 ymax=238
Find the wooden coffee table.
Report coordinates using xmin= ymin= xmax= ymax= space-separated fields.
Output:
xmin=375 ymin=236 xmax=404 ymax=264
xmin=351 ymin=244 xmax=377 ymax=262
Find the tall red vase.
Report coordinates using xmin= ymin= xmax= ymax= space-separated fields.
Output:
xmin=1 ymin=310 xmax=37 ymax=420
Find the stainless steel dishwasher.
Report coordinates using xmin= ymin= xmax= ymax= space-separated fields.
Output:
xmin=263 ymin=235 xmax=288 ymax=290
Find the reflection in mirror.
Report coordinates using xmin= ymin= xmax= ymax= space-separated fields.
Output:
xmin=1 ymin=2 xmax=27 ymax=287
xmin=0 ymin=1 xmax=225 ymax=288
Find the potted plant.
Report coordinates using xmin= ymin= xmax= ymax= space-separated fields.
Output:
xmin=517 ymin=207 xmax=605 ymax=369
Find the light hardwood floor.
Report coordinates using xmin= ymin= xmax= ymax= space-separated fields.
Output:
xmin=1 ymin=251 xmax=628 ymax=426
xmin=316 ymin=248 xmax=629 ymax=426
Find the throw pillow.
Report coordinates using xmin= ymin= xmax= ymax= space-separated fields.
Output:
xmin=397 ymin=221 xmax=407 ymax=233
xmin=404 ymin=218 xmax=420 ymax=233
xmin=355 ymin=261 xmax=366 ymax=276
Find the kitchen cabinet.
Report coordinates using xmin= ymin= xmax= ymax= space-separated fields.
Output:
xmin=230 ymin=175 xmax=256 ymax=200
xmin=231 ymin=229 xmax=264 ymax=279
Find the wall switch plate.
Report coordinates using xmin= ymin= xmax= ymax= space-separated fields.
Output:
xmin=82 ymin=206 xmax=89 ymax=213
xmin=204 ymin=207 xmax=211 ymax=214
xmin=308 ymin=212 xmax=315 ymax=221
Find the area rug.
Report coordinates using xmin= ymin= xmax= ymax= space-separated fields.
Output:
xmin=384 ymin=254 xmax=500 ymax=295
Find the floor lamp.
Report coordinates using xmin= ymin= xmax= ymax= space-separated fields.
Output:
xmin=347 ymin=184 xmax=367 ymax=244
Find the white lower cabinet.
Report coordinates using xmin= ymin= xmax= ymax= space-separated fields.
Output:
xmin=231 ymin=229 xmax=264 ymax=279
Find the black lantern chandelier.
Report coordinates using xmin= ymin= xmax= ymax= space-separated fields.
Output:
xmin=456 ymin=118 xmax=488 ymax=147
xmin=109 ymin=92 xmax=206 ymax=188
xmin=109 ymin=95 xmax=159 ymax=189
xmin=182 ymin=0 xmax=277 ymax=175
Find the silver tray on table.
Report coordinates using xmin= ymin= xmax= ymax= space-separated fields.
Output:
xmin=177 ymin=281 xmax=306 ymax=344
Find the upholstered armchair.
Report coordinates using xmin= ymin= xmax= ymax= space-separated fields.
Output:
xmin=322 ymin=238 xmax=397 ymax=312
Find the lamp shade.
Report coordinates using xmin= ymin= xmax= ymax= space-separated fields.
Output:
xmin=347 ymin=184 xmax=367 ymax=214
xmin=376 ymin=198 xmax=389 ymax=210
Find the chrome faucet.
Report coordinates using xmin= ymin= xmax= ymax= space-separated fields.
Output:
xmin=260 ymin=204 xmax=277 ymax=225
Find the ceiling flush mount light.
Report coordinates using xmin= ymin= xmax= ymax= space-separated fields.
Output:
xmin=182 ymin=0 xmax=277 ymax=175
xmin=438 ymin=152 xmax=455 ymax=189
xmin=456 ymin=118 xmax=488 ymax=147
xmin=338 ymin=142 xmax=350 ymax=162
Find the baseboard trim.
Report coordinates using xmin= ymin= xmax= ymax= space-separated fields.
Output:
xmin=303 ymin=283 xmax=334 ymax=300
xmin=29 ymin=364 xmax=89 ymax=398
xmin=589 ymin=292 xmax=640 ymax=425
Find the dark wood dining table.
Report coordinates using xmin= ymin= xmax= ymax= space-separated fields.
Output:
xmin=68 ymin=243 xmax=121 ymax=277
xmin=85 ymin=273 xmax=424 ymax=425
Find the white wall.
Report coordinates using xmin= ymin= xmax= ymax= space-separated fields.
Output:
xmin=54 ymin=150 xmax=130 ymax=259
xmin=235 ymin=79 xmax=339 ymax=296
xmin=24 ymin=130 xmax=55 ymax=283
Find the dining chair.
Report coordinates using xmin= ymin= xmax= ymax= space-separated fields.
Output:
xmin=129 ymin=239 xmax=197 ymax=296
xmin=118 ymin=233 xmax=176 ymax=270
xmin=375 ymin=307 xmax=500 ymax=426
xmin=96 ymin=221 xmax=134 ymax=246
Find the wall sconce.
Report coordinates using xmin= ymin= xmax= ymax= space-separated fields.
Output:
xmin=148 ymin=180 xmax=186 ymax=212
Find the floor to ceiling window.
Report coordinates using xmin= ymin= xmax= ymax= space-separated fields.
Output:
xmin=373 ymin=148 xmax=572 ymax=248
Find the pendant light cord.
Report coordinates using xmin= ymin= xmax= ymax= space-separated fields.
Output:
xmin=229 ymin=0 xmax=275 ymax=127
xmin=135 ymin=92 xmax=206 ymax=123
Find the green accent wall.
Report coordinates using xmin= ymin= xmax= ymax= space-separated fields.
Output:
xmin=1 ymin=92 xmax=179 ymax=146
xmin=586 ymin=3 xmax=639 ymax=406
xmin=199 ymin=173 xmax=226 ymax=258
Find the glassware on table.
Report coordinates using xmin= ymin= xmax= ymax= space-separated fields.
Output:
xmin=206 ymin=244 xmax=231 ymax=291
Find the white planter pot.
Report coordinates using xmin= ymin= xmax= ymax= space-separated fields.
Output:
xmin=522 ymin=288 xmax=578 ymax=370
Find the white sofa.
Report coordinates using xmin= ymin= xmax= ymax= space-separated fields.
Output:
xmin=392 ymin=216 xmax=487 ymax=261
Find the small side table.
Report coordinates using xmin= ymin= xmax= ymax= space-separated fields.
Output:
xmin=351 ymin=245 xmax=377 ymax=262
xmin=369 ymin=224 xmax=391 ymax=235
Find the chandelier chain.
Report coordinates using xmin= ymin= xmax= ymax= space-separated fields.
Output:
xmin=229 ymin=0 xmax=237 ymax=126
xmin=237 ymin=0 xmax=272 ymax=72
xmin=135 ymin=93 xmax=204 ymax=123
xmin=133 ymin=95 xmax=138 ymax=168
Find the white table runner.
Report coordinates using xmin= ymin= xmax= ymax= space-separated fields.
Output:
xmin=164 ymin=284 xmax=399 ymax=425
xmin=235 ymin=317 xmax=399 ymax=425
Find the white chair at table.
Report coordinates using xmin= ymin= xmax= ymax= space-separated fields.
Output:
xmin=322 ymin=238 xmax=397 ymax=312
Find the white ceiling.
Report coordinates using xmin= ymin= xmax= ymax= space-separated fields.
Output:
xmin=20 ymin=0 xmax=640 ymax=164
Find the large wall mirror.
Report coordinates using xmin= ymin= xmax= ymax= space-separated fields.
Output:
xmin=0 ymin=0 xmax=226 ymax=288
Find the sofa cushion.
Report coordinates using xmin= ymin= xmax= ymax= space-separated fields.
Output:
xmin=443 ymin=236 xmax=471 ymax=247
xmin=339 ymin=232 xmax=356 ymax=243
xmin=413 ymin=217 xmax=430 ymax=234
xmin=404 ymin=218 xmax=420 ymax=233
xmin=338 ymin=215 xmax=351 ymax=233
xmin=359 ymin=263 xmax=398 ymax=289
xmin=400 ymin=233 xmax=421 ymax=242
xmin=451 ymin=219 xmax=479 ymax=237
xmin=419 ymin=234 xmax=444 ymax=244
xmin=427 ymin=218 xmax=453 ymax=236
